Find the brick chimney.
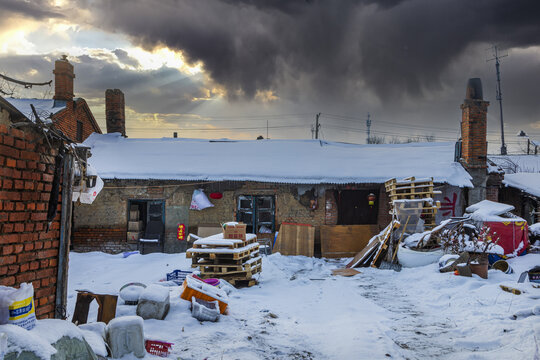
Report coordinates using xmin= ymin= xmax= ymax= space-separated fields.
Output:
xmin=460 ymin=78 xmax=489 ymax=204
xmin=105 ymin=89 xmax=126 ymax=137
xmin=53 ymin=55 xmax=75 ymax=101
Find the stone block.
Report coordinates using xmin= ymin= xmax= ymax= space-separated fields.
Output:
xmin=135 ymin=284 xmax=170 ymax=320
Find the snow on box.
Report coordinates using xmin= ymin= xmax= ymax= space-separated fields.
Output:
xmin=106 ymin=315 xmax=144 ymax=332
xmin=83 ymin=133 xmax=473 ymax=187
xmin=193 ymin=232 xmax=256 ymax=247
xmin=138 ymin=284 xmax=170 ymax=303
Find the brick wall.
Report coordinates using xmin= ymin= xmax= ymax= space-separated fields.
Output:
xmin=486 ymin=186 xmax=499 ymax=202
xmin=73 ymin=180 xmax=390 ymax=254
xmin=52 ymin=99 xmax=100 ymax=142
xmin=0 ymin=124 xmax=62 ymax=319
xmin=53 ymin=57 xmax=74 ymax=101
xmin=460 ymin=97 xmax=489 ymax=170
xmin=324 ymin=190 xmax=338 ymax=225
xmin=72 ymin=227 xmax=127 ymax=253
xmin=105 ymin=89 xmax=126 ymax=136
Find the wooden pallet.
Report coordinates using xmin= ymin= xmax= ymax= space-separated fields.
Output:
xmin=191 ymin=236 xmax=258 ymax=250
xmin=187 ymin=243 xmax=260 ymax=260
xmin=191 ymin=250 xmax=261 ymax=266
xmin=227 ymin=279 xmax=258 ymax=287
xmin=199 ymin=262 xmax=262 ymax=279
xmin=195 ymin=257 xmax=262 ymax=273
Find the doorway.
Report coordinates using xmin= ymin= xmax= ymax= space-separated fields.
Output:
xmin=337 ymin=190 xmax=378 ymax=225
xmin=128 ymin=199 xmax=165 ymax=253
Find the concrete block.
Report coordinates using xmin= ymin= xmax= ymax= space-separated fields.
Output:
xmin=136 ymin=285 xmax=170 ymax=320
xmin=105 ymin=316 xmax=145 ymax=359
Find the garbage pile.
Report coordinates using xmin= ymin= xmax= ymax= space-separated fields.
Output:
xmin=346 ymin=178 xmax=531 ymax=280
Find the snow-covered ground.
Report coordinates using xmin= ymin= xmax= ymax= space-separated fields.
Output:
xmin=67 ymin=251 xmax=540 ymax=359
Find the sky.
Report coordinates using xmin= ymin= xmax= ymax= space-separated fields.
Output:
xmin=1 ymin=0 xmax=540 ymax=153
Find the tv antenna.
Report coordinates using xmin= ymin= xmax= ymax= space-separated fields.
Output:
xmin=487 ymin=45 xmax=508 ymax=155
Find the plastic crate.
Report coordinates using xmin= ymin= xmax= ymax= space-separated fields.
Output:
xmin=166 ymin=270 xmax=192 ymax=285
xmin=145 ymin=339 xmax=173 ymax=357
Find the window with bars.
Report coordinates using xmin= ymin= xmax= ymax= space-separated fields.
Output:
xmin=237 ymin=195 xmax=275 ymax=234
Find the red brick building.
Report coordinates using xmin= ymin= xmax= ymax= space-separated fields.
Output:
xmin=5 ymin=56 xmax=101 ymax=143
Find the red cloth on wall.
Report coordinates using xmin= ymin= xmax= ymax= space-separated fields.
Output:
xmin=484 ymin=221 xmax=529 ymax=256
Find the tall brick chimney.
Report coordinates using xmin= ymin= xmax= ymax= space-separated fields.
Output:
xmin=460 ymin=78 xmax=489 ymax=204
xmin=53 ymin=55 xmax=75 ymax=101
xmin=105 ymin=89 xmax=126 ymax=137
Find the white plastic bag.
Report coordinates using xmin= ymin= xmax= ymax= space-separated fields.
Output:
xmin=0 ymin=283 xmax=37 ymax=330
xmin=190 ymin=189 xmax=214 ymax=210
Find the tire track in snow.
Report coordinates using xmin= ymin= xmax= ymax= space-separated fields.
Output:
xmin=355 ymin=271 xmax=456 ymax=359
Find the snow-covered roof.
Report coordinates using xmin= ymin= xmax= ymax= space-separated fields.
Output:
xmin=503 ymin=173 xmax=540 ymax=197
xmin=488 ymin=154 xmax=540 ymax=174
xmin=83 ymin=133 xmax=473 ymax=186
xmin=4 ymin=98 xmax=66 ymax=121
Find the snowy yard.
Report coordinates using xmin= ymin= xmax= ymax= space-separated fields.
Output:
xmin=68 ymin=251 xmax=540 ymax=360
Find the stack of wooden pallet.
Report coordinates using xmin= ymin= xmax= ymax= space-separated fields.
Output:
xmin=385 ymin=177 xmax=441 ymax=229
xmin=186 ymin=233 xmax=261 ymax=287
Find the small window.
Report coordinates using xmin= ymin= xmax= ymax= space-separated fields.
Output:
xmin=76 ymin=120 xmax=83 ymax=142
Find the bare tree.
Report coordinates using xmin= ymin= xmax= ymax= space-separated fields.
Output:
xmin=367 ymin=135 xmax=386 ymax=144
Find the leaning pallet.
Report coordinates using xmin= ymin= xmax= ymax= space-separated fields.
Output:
xmin=186 ymin=233 xmax=261 ymax=287
xmin=385 ymin=177 xmax=441 ymax=230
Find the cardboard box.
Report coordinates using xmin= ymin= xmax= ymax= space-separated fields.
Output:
xmin=128 ymin=221 xmax=143 ymax=232
xmin=127 ymin=231 xmax=141 ymax=243
xmin=130 ymin=204 xmax=139 ymax=211
xmin=197 ymin=224 xmax=223 ymax=238
xmin=223 ymin=223 xmax=246 ymax=240
xmin=129 ymin=210 xmax=140 ymax=221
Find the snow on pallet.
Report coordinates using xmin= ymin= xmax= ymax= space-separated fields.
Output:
xmin=186 ymin=242 xmax=260 ymax=260
xmin=188 ymin=233 xmax=262 ymax=287
xmin=196 ymin=256 xmax=262 ymax=274
xmin=191 ymin=233 xmax=258 ymax=250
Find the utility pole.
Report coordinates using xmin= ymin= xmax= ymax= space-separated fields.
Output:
xmin=315 ymin=113 xmax=321 ymax=139
xmin=366 ymin=112 xmax=371 ymax=144
xmin=487 ymin=45 xmax=508 ymax=155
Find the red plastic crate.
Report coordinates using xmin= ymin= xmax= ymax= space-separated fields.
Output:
xmin=145 ymin=339 xmax=173 ymax=357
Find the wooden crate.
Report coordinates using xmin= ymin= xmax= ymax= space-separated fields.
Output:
xmin=320 ymin=225 xmax=379 ymax=258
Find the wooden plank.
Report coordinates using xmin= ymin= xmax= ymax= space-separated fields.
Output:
xmin=272 ymin=223 xmax=314 ymax=256
xmin=346 ymin=239 xmax=380 ymax=268
xmin=320 ymin=225 xmax=379 ymax=258
xmin=331 ymin=268 xmax=361 ymax=277
xmin=371 ymin=221 xmax=400 ymax=268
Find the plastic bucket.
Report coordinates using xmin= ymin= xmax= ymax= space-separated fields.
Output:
xmin=492 ymin=260 xmax=513 ymax=274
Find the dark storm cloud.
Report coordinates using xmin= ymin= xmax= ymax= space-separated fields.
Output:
xmin=0 ymin=0 xmax=64 ymax=20
xmin=0 ymin=53 xmax=209 ymax=114
xmin=74 ymin=0 xmax=540 ymax=101
xmin=112 ymin=49 xmax=141 ymax=69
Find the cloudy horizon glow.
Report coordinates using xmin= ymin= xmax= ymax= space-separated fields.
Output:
xmin=1 ymin=0 xmax=540 ymax=153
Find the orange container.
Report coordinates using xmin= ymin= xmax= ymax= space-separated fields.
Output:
xmin=180 ymin=276 xmax=228 ymax=314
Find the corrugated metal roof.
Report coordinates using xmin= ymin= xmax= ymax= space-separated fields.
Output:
xmin=84 ymin=133 xmax=473 ymax=187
